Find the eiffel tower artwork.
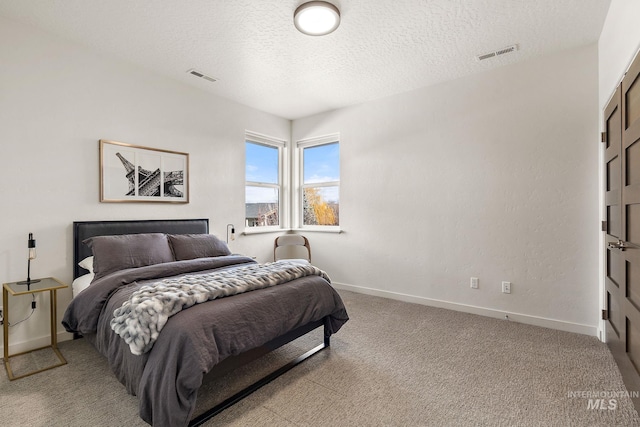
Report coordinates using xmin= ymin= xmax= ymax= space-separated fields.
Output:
xmin=115 ymin=152 xmax=184 ymax=198
xmin=100 ymin=139 xmax=188 ymax=203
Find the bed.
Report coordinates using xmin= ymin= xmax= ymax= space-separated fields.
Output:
xmin=62 ymin=219 xmax=349 ymax=426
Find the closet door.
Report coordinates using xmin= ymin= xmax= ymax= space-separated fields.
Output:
xmin=622 ymin=53 xmax=640 ymax=381
xmin=605 ymin=52 xmax=640 ymax=404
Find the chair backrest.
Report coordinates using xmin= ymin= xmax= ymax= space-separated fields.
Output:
xmin=274 ymin=234 xmax=311 ymax=262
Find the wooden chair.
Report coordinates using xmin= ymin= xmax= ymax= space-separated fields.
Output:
xmin=274 ymin=235 xmax=311 ymax=262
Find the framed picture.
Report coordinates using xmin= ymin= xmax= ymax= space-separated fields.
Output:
xmin=100 ymin=139 xmax=189 ymax=203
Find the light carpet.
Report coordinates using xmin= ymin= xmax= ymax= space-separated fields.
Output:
xmin=1 ymin=290 xmax=639 ymax=426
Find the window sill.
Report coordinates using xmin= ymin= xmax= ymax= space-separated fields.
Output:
xmin=243 ymin=227 xmax=342 ymax=235
xmin=290 ymin=227 xmax=342 ymax=234
xmin=242 ymin=227 xmax=285 ymax=236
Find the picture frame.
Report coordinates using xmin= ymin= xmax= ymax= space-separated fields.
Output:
xmin=99 ymin=139 xmax=189 ymax=203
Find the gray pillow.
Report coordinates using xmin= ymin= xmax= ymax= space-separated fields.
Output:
xmin=83 ymin=233 xmax=175 ymax=280
xmin=168 ymin=234 xmax=231 ymax=260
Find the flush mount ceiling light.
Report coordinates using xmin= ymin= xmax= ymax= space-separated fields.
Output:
xmin=294 ymin=1 xmax=341 ymax=36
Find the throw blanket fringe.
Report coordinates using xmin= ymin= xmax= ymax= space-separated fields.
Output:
xmin=110 ymin=260 xmax=330 ymax=355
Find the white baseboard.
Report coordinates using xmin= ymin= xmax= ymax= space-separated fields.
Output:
xmin=333 ymin=282 xmax=597 ymax=336
xmin=0 ymin=330 xmax=73 ymax=356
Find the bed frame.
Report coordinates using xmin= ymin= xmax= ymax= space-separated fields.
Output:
xmin=72 ymin=219 xmax=330 ymax=426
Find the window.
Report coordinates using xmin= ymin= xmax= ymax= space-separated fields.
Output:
xmin=298 ymin=135 xmax=340 ymax=228
xmin=245 ymin=132 xmax=285 ymax=229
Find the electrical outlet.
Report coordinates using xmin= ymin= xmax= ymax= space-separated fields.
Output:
xmin=470 ymin=277 xmax=479 ymax=289
xmin=502 ymin=281 xmax=511 ymax=294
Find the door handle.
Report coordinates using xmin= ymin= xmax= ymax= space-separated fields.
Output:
xmin=608 ymin=240 xmax=635 ymax=251
xmin=608 ymin=240 xmax=626 ymax=250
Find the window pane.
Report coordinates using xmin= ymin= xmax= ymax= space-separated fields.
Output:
xmin=303 ymin=186 xmax=339 ymax=226
xmin=245 ymin=186 xmax=279 ymax=227
xmin=303 ymin=142 xmax=339 ymax=184
xmin=246 ymin=142 xmax=278 ymax=184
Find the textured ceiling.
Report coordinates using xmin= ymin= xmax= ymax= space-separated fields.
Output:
xmin=0 ymin=0 xmax=611 ymax=120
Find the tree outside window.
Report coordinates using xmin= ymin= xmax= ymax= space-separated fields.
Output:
xmin=300 ymin=141 xmax=339 ymax=227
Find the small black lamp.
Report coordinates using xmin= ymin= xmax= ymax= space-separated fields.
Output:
xmin=17 ymin=233 xmax=40 ymax=287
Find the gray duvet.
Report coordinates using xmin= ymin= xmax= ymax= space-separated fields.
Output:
xmin=62 ymin=256 xmax=349 ymax=426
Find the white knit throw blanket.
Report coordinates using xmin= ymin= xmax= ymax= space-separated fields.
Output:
xmin=110 ymin=260 xmax=330 ymax=355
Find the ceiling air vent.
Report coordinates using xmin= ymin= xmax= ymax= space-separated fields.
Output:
xmin=187 ymin=68 xmax=217 ymax=83
xmin=476 ymin=44 xmax=518 ymax=61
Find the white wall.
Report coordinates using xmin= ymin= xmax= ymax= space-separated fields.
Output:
xmin=293 ymin=44 xmax=600 ymax=334
xmin=599 ymin=0 xmax=640 ymax=110
xmin=0 ymin=16 xmax=289 ymax=353
xmin=0 ymin=12 xmax=606 ymax=354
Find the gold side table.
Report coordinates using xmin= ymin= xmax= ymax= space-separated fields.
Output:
xmin=2 ymin=277 xmax=68 ymax=380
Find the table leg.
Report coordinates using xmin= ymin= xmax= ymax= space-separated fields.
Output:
xmin=50 ymin=290 xmax=56 ymax=348
xmin=3 ymin=286 xmax=14 ymax=379
xmin=3 ymin=286 xmax=8 ymax=361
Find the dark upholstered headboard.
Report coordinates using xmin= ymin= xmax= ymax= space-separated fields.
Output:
xmin=73 ymin=219 xmax=209 ymax=279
